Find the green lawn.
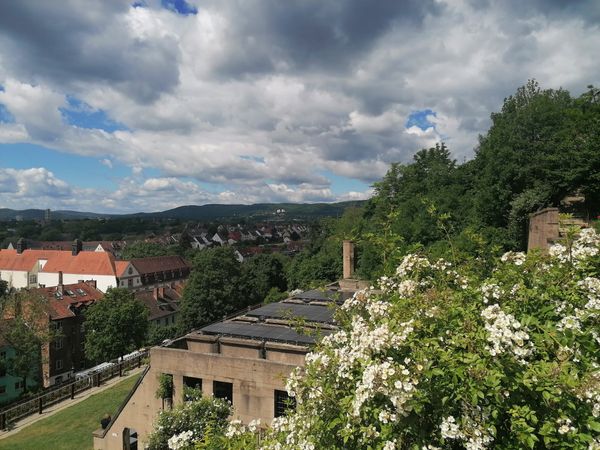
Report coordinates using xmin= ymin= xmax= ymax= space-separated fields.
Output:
xmin=0 ymin=373 xmax=140 ymax=450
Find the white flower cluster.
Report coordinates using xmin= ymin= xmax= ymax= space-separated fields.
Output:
xmin=578 ymin=370 xmax=600 ymax=419
xmin=341 ymin=288 xmax=372 ymax=311
xmin=481 ymin=304 xmax=533 ymax=362
xmin=318 ymin=315 xmax=415 ymax=383
xmin=382 ymin=440 xmax=397 ymax=450
xmin=397 ymin=279 xmax=419 ymax=297
xmin=440 ymin=416 xmax=461 ymax=439
xmin=556 ymin=417 xmax=577 ymax=434
xmin=167 ymin=430 xmax=194 ymax=450
xmin=556 ymin=315 xmax=582 ymax=332
xmin=260 ymin=415 xmax=316 ymax=450
xmin=500 ymin=251 xmax=526 ymax=265
xmin=440 ymin=414 xmax=493 ymax=450
xmin=352 ymin=358 xmax=419 ymax=418
xmin=225 ymin=419 xmax=246 ymax=438
xmin=549 ymin=228 xmax=600 ymax=264
xmin=480 ymin=283 xmax=502 ymax=304
xmin=366 ymin=300 xmax=390 ymax=320
xmin=396 ymin=254 xmax=431 ymax=277
xmin=579 ymin=277 xmax=600 ymax=312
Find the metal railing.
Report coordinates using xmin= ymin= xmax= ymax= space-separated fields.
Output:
xmin=0 ymin=351 xmax=148 ymax=431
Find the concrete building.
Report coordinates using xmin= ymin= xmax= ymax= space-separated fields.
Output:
xmin=93 ymin=241 xmax=363 ymax=450
xmin=527 ymin=207 xmax=590 ymax=252
xmin=93 ymin=285 xmax=355 ymax=450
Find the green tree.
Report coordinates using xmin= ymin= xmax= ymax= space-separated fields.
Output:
xmin=121 ymin=241 xmax=175 ymax=259
xmin=240 ymin=253 xmax=288 ymax=305
xmin=471 ymin=80 xmax=600 ymax=247
xmin=84 ymin=288 xmax=148 ymax=363
xmin=146 ymin=324 xmax=178 ymax=346
xmin=178 ymin=247 xmax=242 ymax=332
xmin=0 ymin=291 xmax=55 ymax=392
xmin=0 ymin=279 xmax=8 ymax=299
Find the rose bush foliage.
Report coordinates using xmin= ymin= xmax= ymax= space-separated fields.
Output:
xmin=194 ymin=229 xmax=600 ymax=449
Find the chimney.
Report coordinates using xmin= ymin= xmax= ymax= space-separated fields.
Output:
xmin=85 ymin=279 xmax=97 ymax=289
xmin=16 ymin=238 xmax=26 ymax=254
xmin=343 ymin=240 xmax=355 ymax=279
xmin=56 ymin=270 xmax=64 ymax=295
xmin=158 ymin=286 xmax=165 ymax=299
xmin=72 ymin=239 xmax=82 ymax=256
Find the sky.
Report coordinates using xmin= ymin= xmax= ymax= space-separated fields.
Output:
xmin=0 ymin=0 xmax=598 ymax=213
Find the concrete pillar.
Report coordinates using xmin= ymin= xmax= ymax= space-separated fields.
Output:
xmin=343 ymin=240 xmax=355 ymax=279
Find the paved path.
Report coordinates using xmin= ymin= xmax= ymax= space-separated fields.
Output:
xmin=0 ymin=367 xmax=145 ymax=440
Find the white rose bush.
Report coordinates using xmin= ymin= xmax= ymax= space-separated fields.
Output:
xmin=190 ymin=228 xmax=600 ymax=449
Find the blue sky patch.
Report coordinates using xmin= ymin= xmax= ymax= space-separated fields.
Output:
xmin=60 ymin=96 xmax=128 ymax=132
xmin=0 ymin=104 xmax=14 ymax=123
xmin=0 ymin=144 xmax=129 ymax=190
xmin=239 ymin=155 xmax=266 ymax=164
xmin=406 ymin=109 xmax=436 ymax=131
xmin=161 ymin=0 xmax=197 ymax=15
xmin=318 ymin=170 xmax=370 ymax=194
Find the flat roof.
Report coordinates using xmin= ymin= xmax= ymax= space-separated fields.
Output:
xmin=200 ymin=321 xmax=330 ymax=345
xmin=246 ymin=302 xmax=335 ymax=324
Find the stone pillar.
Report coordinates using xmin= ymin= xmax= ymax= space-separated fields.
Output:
xmin=343 ymin=240 xmax=355 ymax=279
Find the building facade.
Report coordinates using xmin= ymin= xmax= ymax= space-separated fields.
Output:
xmin=93 ymin=287 xmax=348 ymax=450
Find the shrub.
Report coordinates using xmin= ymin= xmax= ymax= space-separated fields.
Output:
xmin=147 ymin=396 xmax=230 ymax=450
xmin=189 ymin=229 xmax=600 ymax=449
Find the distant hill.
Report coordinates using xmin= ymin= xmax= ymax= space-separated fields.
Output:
xmin=0 ymin=201 xmax=366 ymax=222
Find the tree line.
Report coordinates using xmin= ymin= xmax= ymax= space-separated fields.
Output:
xmin=288 ymin=81 xmax=600 ymax=282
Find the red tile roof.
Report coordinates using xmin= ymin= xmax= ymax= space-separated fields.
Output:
xmin=40 ymin=251 xmax=117 ymax=276
xmin=0 ymin=249 xmax=118 ymax=276
xmin=134 ymin=284 xmax=183 ymax=321
xmin=130 ymin=255 xmax=189 ymax=275
xmin=33 ymin=282 xmax=104 ymax=320
xmin=0 ymin=249 xmax=65 ymax=271
xmin=115 ymin=261 xmax=131 ymax=277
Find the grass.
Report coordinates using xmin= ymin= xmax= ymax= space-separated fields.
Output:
xmin=0 ymin=372 xmax=140 ymax=450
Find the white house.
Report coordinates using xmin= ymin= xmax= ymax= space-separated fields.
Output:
xmin=0 ymin=241 xmax=120 ymax=292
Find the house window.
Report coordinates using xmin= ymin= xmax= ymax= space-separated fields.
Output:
xmin=128 ymin=278 xmax=133 ymax=287
xmin=29 ymin=274 xmax=37 ymax=284
xmin=56 ymin=359 xmax=63 ymax=370
xmin=274 ymin=390 xmax=296 ymax=417
xmin=183 ymin=376 xmax=202 ymax=390
xmin=15 ymin=381 xmax=24 ymax=390
xmin=0 ymin=385 xmax=6 ymax=394
xmin=183 ymin=376 xmax=202 ymax=401
xmin=213 ymin=381 xmax=233 ymax=404
xmin=0 ymin=366 xmax=5 ymax=377
xmin=55 ymin=338 xmax=63 ymax=350
xmin=128 ymin=267 xmax=133 ymax=275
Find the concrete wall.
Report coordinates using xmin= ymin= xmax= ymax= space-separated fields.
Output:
xmin=528 ymin=208 xmax=559 ymax=251
xmin=0 ymin=270 xmax=28 ymax=289
xmin=94 ymin=338 xmax=307 ymax=450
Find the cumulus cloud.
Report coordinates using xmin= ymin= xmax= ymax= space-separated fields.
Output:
xmin=0 ymin=0 xmax=598 ymax=211
xmin=0 ymin=168 xmax=71 ymax=202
